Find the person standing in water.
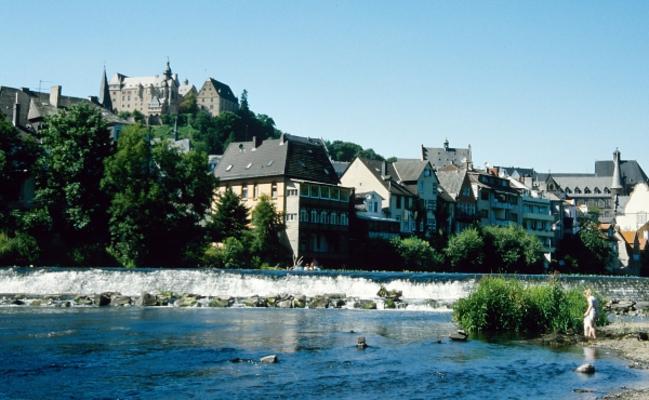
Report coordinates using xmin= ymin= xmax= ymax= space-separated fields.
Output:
xmin=583 ymin=289 xmax=597 ymax=340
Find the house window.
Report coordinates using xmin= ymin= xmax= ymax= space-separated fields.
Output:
xmin=396 ymin=196 xmax=402 ymax=209
xmin=288 ymin=188 xmax=298 ymax=196
xmin=331 ymin=187 xmax=340 ymax=200
xmin=241 ymin=185 xmax=248 ymax=199
xmin=481 ymin=191 xmax=489 ymax=200
xmin=330 ymin=212 xmax=337 ymax=225
xmin=271 ymin=183 xmax=278 ymax=198
xmin=300 ymin=209 xmax=308 ymax=222
xmin=311 ymin=209 xmax=318 ymax=222
xmin=320 ymin=211 xmax=328 ymax=224
xmin=253 ymin=184 xmax=259 ymax=199
xmin=321 ymin=186 xmax=330 ymax=199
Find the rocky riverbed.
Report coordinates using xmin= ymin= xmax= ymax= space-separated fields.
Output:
xmin=0 ymin=290 xmax=411 ymax=310
xmin=593 ymin=321 xmax=649 ymax=400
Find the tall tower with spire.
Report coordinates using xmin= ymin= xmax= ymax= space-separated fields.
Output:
xmin=611 ymin=148 xmax=623 ymax=194
xmin=99 ymin=67 xmax=112 ymax=111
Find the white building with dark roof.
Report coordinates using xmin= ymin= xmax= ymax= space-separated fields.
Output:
xmin=421 ymin=139 xmax=472 ymax=170
xmin=214 ymin=134 xmax=352 ymax=266
xmin=197 ymin=78 xmax=239 ymax=116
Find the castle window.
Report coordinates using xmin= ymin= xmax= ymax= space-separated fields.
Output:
xmin=584 ymin=187 xmax=591 ymax=194
xmin=574 ymin=187 xmax=581 ymax=194
xmin=604 ymin=187 xmax=610 ymax=194
xmin=594 ymin=187 xmax=601 ymax=194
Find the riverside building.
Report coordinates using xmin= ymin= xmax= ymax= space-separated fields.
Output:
xmin=213 ymin=134 xmax=353 ymax=266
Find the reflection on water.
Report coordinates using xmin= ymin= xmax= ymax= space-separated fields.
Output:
xmin=0 ymin=307 xmax=647 ymax=400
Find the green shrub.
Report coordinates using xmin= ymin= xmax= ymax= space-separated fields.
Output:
xmin=391 ymin=236 xmax=443 ymax=270
xmin=0 ymin=232 xmax=39 ymax=265
xmin=202 ymin=237 xmax=249 ymax=268
xmin=453 ymin=276 xmax=608 ymax=336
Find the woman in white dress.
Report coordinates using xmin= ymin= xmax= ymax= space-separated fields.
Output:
xmin=583 ymin=289 xmax=597 ymax=340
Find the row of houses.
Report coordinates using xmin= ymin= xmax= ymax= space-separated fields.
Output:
xmin=2 ymin=70 xmax=647 ymax=272
xmin=212 ymin=134 xmax=649 ymax=272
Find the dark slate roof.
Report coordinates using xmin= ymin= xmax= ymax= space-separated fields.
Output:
xmin=495 ymin=166 xmax=536 ymax=178
xmin=467 ymin=171 xmax=520 ymax=194
xmin=331 ymin=160 xmax=350 ymax=177
xmin=208 ymin=78 xmax=238 ymax=102
xmin=358 ymin=158 xmax=415 ymax=197
xmin=0 ymin=86 xmax=125 ymax=129
xmin=214 ymin=134 xmax=339 ymax=184
xmin=595 ymin=160 xmax=649 ymax=187
xmin=422 ymin=142 xmax=472 ymax=169
xmin=436 ymin=169 xmax=467 ymax=199
xmin=390 ymin=159 xmax=429 ymax=183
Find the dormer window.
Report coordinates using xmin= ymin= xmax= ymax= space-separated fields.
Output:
xmin=604 ymin=187 xmax=610 ymax=194
xmin=565 ymin=187 xmax=571 ymax=194
xmin=594 ymin=187 xmax=601 ymax=194
xmin=584 ymin=187 xmax=591 ymax=194
xmin=574 ymin=187 xmax=581 ymax=194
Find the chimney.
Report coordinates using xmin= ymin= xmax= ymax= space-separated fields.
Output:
xmin=381 ymin=161 xmax=388 ymax=178
xmin=12 ymin=92 xmax=20 ymax=127
xmin=280 ymin=133 xmax=287 ymax=145
xmin=50 ymin=85 xmax=61 ymax=108
xmin=252 ymin=136 xmax=261 ymax=149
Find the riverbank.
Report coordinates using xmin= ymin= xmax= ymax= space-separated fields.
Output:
xmin=591 ymin=321 xmax=649 ymax=399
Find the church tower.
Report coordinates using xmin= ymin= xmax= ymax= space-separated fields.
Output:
xmin=99 ymin=67 xmax=112 ymax=111
xmin=611 ymin=148 xmax=623 ymax=195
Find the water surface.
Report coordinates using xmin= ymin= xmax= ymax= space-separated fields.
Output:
xmin=0 ymin=307 xmax=645 ymax=399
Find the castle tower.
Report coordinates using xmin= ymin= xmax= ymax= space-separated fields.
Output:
xmin=99 ymin=67 xmax=112 ymax=111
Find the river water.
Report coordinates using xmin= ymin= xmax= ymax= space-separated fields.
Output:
xmin=1 ymin=268 xmax=648 ymax=399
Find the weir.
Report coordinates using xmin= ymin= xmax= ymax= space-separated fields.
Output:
xmin=1 ymin=268 xmax=648 ymax=310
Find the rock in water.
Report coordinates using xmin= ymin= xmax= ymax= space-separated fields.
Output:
xmin=576 ymin=363 xmax=595 ymax=374
xmin=94 ymin=293 xmax=111 ymax=307
xmin=357 ymin=336 xmax=368 ymax=349
xmin=260 ymin=355 xmax=278 ymax=364
xmin=136 ymin=293 xmax=158 ymax=307
xmin=449 ymin=330 xmax=468 ymax=341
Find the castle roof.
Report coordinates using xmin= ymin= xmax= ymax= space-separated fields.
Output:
xmin=206 ymin=78 xmax=237 ymax=102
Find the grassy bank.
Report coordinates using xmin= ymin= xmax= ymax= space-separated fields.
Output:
xmin=453 ymin=276 xmax=608 ymax=337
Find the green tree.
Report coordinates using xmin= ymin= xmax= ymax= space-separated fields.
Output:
xmin=483 ymin=225 xmax=544 ymax=273
xmin=102 ymin=125 xmax=216 ymax=267
xmin=577 ymin=220 xmax=611 ymax=273
xmin=28 ymin=103 xmax=113 ymax=264
xmin=325 ymin=140 xmax=385 ymax=162
xmin=391 ymin=236 xmax=442 ymax=270
xmin=250 ymin=194 xmax=287 ymax=264
xmin=0 ymin=117 xmax=39 ymax=227
xmin=209 ymin=187 xmax=249 ymax=241
xmin=178 ymin=91 xmax=198 ymax=114
xmin=445 ymin=227 xmax=485 ymax=272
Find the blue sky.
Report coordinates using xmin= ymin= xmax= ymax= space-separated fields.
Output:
xmin=2 ymin=1 xmax=648 ymax=173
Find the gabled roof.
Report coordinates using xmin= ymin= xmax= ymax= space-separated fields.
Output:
xmin=331 ymin=160 xmax=350 ymax=177
xmin=421 ymin=141 xmax=472 ymax=169
xmin=552 ymin=176 xmax=612 ymax=194
xmin=595 ymin=160 xmax=649 ymax=186
xmin=357 ymin=158 xmax=415 ymax=197
xmin=391 ymin=159 xmax=431 ymax=182
xmin=205 ymin=78 xmax=237 ymax=102
xmin=436 ymin=168 xmax=467 ymax=199
xmin=214 ymin=134 xmax=339 ymax=185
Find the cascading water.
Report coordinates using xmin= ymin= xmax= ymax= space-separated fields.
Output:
xmin=1 ymin=268 xmax=648 ymax=310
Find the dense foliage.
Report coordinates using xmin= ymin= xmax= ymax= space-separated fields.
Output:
xmin=453 ymin=276 xmax=608 ymax=336
xmin=102 ymin=125 xmax=215 ymax=267
xmin=445 ymin=225 xmax=543 ymax=273
xmin=325 ymin=140 xmax=386 ymax=162
xmin=554 ymin=219 xmax=612 ymax=274
xmin=391 ymin=236 xmax=443 ymax=270
xmin=26 ymin=104 xmax=114 ymax=264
